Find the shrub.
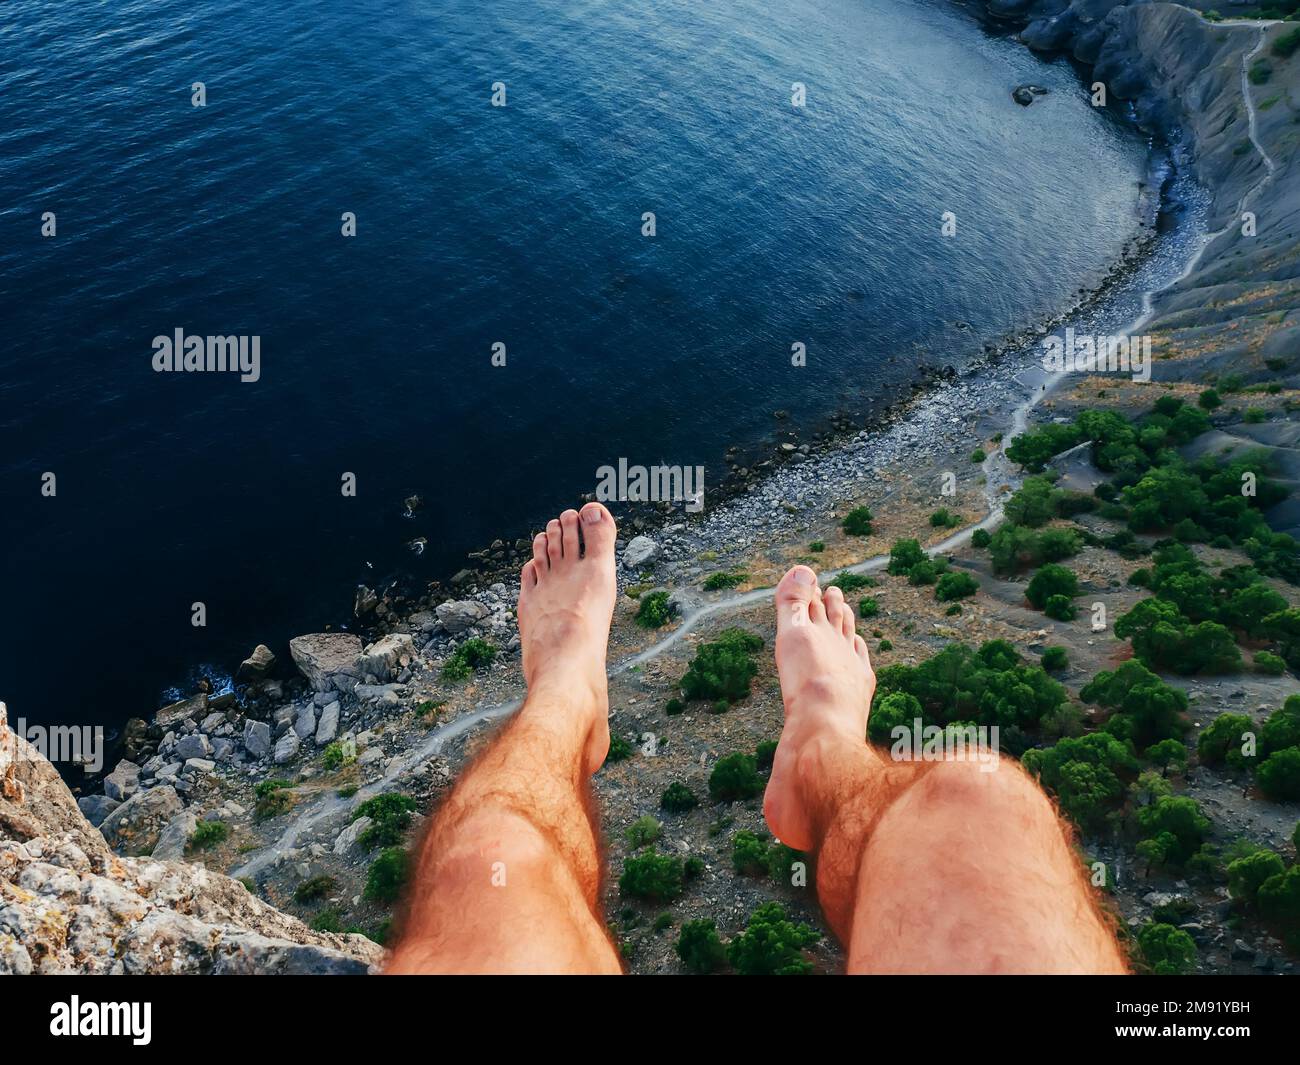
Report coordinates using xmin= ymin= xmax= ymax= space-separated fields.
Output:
xmin=186 ymin=820 xmax=228 ymax=853
xmin=606 ymin=732 xmax=633 ymax=763
xmin=878 ymin=638 xmax=893 ymax=651
xmin=1257 ymin=747 xmax=1300 ymax=802
xmin=1257 ymin=866 xmax=1300 ymax=950
xmin=310 ymin=907 xmax=343 ymax=933
xmin=1004 ymin=476 xmax=1061 ymax=528
xmin=1044 ymin=595 xmax=1076 ymax=621
xmin=441 ymin=638 xmax=496 ymax=681
xmin=935 ymin=570 xmax=979 ymax=602
xmin=708 ymin=753 xmax=763 ymax=802
xmin=1261 ymin=695 xmax=1300 ymax=757
xmin=1040 ymin=646 xmax=1068 ymax=672
xmin=867 ymin=691 xmax=923 ymax=746
xmin=906 ymin=559 xmax=945 ymax=586
xmin=755 ymin=740 xmax=778 ymax=772
xmin=1021 ymin=732 xmax=1138 ymax=833
xmin=293 ymin=875 xmax=336 ymax=904
xmin=625 ymin=815 xmax=662 ymax=849
xmin=364 ymin=848 xmax=408 ymax=903
xmin=859 ymin=596 xmax=880 ymax=618
xmin=887 ymin=539 xmax=927 ymax=576
xmin=1273 ymin=24 xmax=1300 ymax=58
xmin=619 ymin=852 xmax=685 ymax=902
xmin=809 ymin=541 xmax=825 ymax=553
xmin=1197 ymin=713 xmax=1257 ymax=770
xmin=971 ymin=448 xmax=987 ymax=463
xmin=635 ymin=590 xmax=674 ymax=628
xmin=1198 ymin=389 xmax=1221 ymax=410
xmin=988 ymin=524 xmax=1081 ymax=575
xmin=929 ymin=508 xmax=962 ymax=529
xmin=826 ymin=571 xmax=874 ymax=593
xmin=676 ymin=919 xmax=726 ymax=974
xmin=1145 ymin=738 xmax=1187 ymax=770
xmin=253 ymin=781 xmax=295 ymax=822
xmin=354 ymin=793 xmax=417 ymax=849
xmin=660 ymin=782 xmax=699 ymax=813
xmin=703 ymin=570 xmax=747 ymax=591
xmin=1228 ymin=849 xmax=1285 ymax=906
xmin=767 ymin=843 xmax=806 ymax=885
xmin=665 ymin=697 xmax=685 ymax=715
xmin=1081 ymin=659 xmax=1188 ymax=749
xmin=680 ymin=628 xmax=763 ymax=703
xmin=727 ymin=903 xmax=820 ymax=975
xmin=322 ymin=740 xmax=356 ymax=771
xmin=1026 ymin=564 xmax=1079 ymax=609
xmin=1137 ymin=922 xmax=1196 ymax=975
xmin=1135 ymin=796 xmax=1210 ymax=866
xmin=971 ymin=528 xmax=991 ymax=549
xmin=842 ymin=506 xmax=874 ymax=536
xmin=732 ymin=830 xmax=771 ymax=875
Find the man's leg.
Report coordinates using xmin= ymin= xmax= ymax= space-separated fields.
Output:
xmin=386 ymin=502 xmax=622 ymax=974
xmin=764 ymin=566 xmax=1127 ymax=974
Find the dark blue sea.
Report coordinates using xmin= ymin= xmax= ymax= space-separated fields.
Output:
xmin=0 ymin=0 xmax=1153 ymax=734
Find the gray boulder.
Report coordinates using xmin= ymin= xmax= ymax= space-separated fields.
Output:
xmin=288 ymin=633 xmax=363 ymax=692
xmin=174 ymin=733 xmax=212 ymax=761
xmin=236 ymin=643 xmax=277 ymax=681
xmin=151 ymin=810 xmax=199 ymax=860
xmin=273 ymin=731 xmax=300 ymax=765
xmin=77 ymin=794 xmax=121 ymax=827
xmin=315 ymin=701 xmax=340 ymax=746
xmin=358 ymin=632 xmax=417 ymax=682
xmin=102 ymin=760 xmax=141 ymax=802
xmin=623 ymin=535 xmax=659 ymax=569
xmin=243 ymin=719 xmax=272 ymax=759
xmin=100 ymin=785 xmax=184 ymax=854
xmin=293 ymin=704 xmax=317 ymax=741
xmin=435 ymin=600 xmax=488 ymax=634
xmin=333 ymin=816 xmax=373 ymax=856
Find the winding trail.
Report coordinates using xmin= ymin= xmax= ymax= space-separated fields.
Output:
xmin=234 ymin=20 xmax=1281 ymax=881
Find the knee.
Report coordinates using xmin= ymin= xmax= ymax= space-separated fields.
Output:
xmin=910 ymin=758 xmax=1052 ymax=822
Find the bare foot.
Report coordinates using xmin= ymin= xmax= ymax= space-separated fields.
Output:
xmin=763 ymin=566 xmax=876 ymax=851
xmin=516 ymin=501 xmax=618 ymax=774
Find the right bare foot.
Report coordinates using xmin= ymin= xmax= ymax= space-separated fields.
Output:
xmin=763 ymin=566 xmax=876 ymax=851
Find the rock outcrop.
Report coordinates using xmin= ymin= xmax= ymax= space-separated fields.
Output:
xmin=0 ymin=703 xmax=381 ymax=975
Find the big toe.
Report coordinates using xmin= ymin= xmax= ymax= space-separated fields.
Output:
xmin=579 ymin=502 xmax=616 ymax=559
xmin=776 ymin=565 xmax=821 ymax=633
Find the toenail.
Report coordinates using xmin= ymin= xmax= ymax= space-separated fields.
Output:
xmin=793 ymin=568 xmax=814 ymax=586
xmin=582 ymin=507 xmax=602 ymax=524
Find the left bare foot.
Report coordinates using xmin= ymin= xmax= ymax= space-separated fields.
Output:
xmin=516 ymin=502 xmax=618 ymax=773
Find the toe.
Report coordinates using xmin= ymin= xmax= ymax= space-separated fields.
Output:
xmin=533 ymin=532 xmax=549 ymax=572
xmin=559 ymin=509 xmax=580 ymax=560
xmin=775 ymin=565 xmax=820 ymax=633
xmin=841 ymin=597 xmax=857 ymax=640
xmin=546 ymin=519 xmax=563 ymax=566
xmin=579 ymin=501 xmax=616 ymax=559
xmin=853 ymin=634 xmax=873 ymax=670
xmin=520 ymin=559 xmax=538 ymax=590
xmin=823 ymin=585 xmax=846 ymax=631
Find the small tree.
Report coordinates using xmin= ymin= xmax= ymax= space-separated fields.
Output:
xmin=709 ymin=753 xmax=763 ymax=802
xmin=842 ymin=506 xmax=874 ymax=536
xmin=660 ymin=782 xmax=699 ymax=813
xmin=675 ymin=919 xmax=726 ymax=974
xmin=1227 ymin=849 xmax=1285 ymax=906
xmin=1137 ymin=922 xmax=1196 ymax=975
xmin=731 ymin=830 xmax=770 ymax=875
xmin=619 ymin=852 xmax=684 ymax=902
xmin=1257 ymin=747 xmax=1300 ymax=802
xmin=727 ymin=902 xmax=820 ymax=976
xmin=1026 ymin=564 xmax=1079 ymax=610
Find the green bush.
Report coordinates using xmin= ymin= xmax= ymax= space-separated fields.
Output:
xmin=1261 ymin=695 xmax=1300 ymax=757
xmin=703 ymin=571 xmax=747 ymax=591
xmin=906 ymin=559 xmax=946 ymax=586
xmin=935 ymin=570 xmax=979 ymax=602
xmin=988 ymin=524 xmax=1081 ymax=575
xmin=859 ymin=596 xmax=880 ymax=618
xmin=1145 ymin=738 xmax=1187 ymax=770
xmin=1021 ymin=732 xmax=1138 ymax=833
xmin=680 ymin=628 xmax=763 ymax=703
xmin=727 ymin=903 xmax=820 ymax=975
xmin=971 ymin=527 xmax=992 ymax=549
xmin=635 ymin=590 xmax=674 ymax=628
xmin=660 ymin=782 xmax=699 ymax=813
xmin=929 ymin=508 xmax=962 ymax=529
xmin=1198 ymin=388 xmax=1221 ymax=410
xmin=355 ymin=793 xmax=418 ymax=849
xmin=1257 ymin=747 xmax=1300 ymax=802
xmin=1137 ymin=922 xmax=1196 ymax=975
xmin=186 ymin=820 xmax=228 ymax=853
xmin=619 ymin=851 xmax=685 ymax=902
xmin=708 ymin=753 xmax=763 ymax=802
xmin=322 ymin=740 xmax=356 ymax=771
xmin=1273 ymin=25 xmax=1300 ymax=58
xmin=606 ymin=732 xmax=633 ymax=763
xmin=441 ymin=637 xmax=496 ymax=681
xmin=731 ymin=830 xmax=771 ymax=875
xmin=1081 ymin=659 xmax=1188 ymax=749
xmin=1040 ymin=646 xmax=1068 ymax=672
xmin=1026 ymin=564 xmax=1079 ymax=609
xmin=887 ymin=538 xmax=927 ymax=576
xmin=625 ymin=815 xmax=662 ymax=849
xmin=1135 ymin=796 xmax=1210 ymax=866
xmin=293 ymin=874 xmax=336 ymax=904
xmin=1257 ymin=866 xmax=1300 ymax=950
xmin=1044 ymin=594 xmax=1077 ymax=622
xmin=665 ymin=697 xmax=684 ymax=715
xmin=310 ymin=907 xmax=343 ymax=933
xmin=971 ymin=448 xmax=987 ymax=463
xmin=755 ymin=740 xmax=778 ymax=772
xmin=1253 ymin=650 xmax=1284 ymax=676
xmin=826 ymin=571 xmax=875 ymax=593
xmin=809 ymin=541 xmax=825 ymax=553
xmin=1227 ymin=849 xmax=1285 ymax=906
xmin=842 ymin=506 xmax=874 ymax=536
xmin=364 ymin=848 xmax=408 ymax=903
xmin=675 ymin=919 xmax=726 ymax=974
xmin=1198 ymin=712 xmax=1257 ymax=770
